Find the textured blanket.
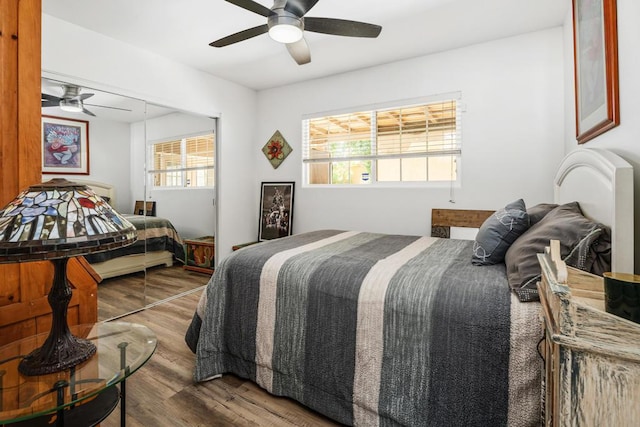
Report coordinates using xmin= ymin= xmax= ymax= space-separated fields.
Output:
xmin=186 ymin=230 xmax=542 ymax=426
xmin=85 ymin=214 xmax=184 ymax=263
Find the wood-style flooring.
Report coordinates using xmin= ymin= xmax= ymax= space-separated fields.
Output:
xmin=100 ymin=284 xmax=341 ymax=426
xmin=98 ymin=265 xmax=211 ymax=321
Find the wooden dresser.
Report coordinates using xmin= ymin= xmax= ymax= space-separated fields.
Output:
xmin=538 ymin=254 xmax=640 ymax=426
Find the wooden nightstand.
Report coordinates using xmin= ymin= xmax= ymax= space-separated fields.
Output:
xmin=232 ymin=241 xmax=259 ymax=251
xmin=537 ymin=253 xmax=640 ymax=426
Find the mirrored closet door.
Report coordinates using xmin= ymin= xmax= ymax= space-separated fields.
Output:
xmin=41 ymin=76 xmax=216 ymax=320
xmin=142 ymin=106 xmax=217 ymax=307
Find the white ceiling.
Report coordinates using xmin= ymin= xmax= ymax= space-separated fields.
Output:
xmin=43 ymin=0 xmax=569 ymax=91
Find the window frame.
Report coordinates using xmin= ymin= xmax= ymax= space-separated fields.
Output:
xmin=302 ymin=93 xmax=462 ymax=188
xmin=147 ymin=131 xmax=215 ymax=190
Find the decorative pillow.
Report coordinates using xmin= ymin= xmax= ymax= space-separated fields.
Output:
xmin=504 ymin=202 xmax=611 ymax=302
xmin=564 ymin=226 xmax=611 ymax=276
xmin=527 ymin=203 xmax=558 ymax=226
xmin=472 ymin=199 xmax=529 ymax=266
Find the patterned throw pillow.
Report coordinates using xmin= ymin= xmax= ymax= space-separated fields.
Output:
xmin=472 ymin=199 xmax=530 ymax=266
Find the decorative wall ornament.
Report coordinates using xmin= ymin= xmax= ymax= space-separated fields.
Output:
xmin=262 ymin=130 xmax=292 ymax=169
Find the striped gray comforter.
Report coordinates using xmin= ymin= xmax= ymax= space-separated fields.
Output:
xmin=84 ymin=215 xmax=185 ymax=263
xmin=186 ymin=230 xmax=542 ymax=426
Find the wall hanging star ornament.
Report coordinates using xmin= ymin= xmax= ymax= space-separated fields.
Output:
xmin=262 ymin=130 xmax=292 ymax=169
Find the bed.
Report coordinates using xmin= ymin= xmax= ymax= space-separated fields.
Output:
xmin=74 ymin=180 xmax=185 ymax=280
xmin=185 ymin=148 xmax=633 ymax=426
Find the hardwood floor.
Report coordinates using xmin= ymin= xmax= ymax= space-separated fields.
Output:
xmin=100 ymin=290 xmax=342 ymax=426
xmin=98 ymin=265 xmax=211 ymax=321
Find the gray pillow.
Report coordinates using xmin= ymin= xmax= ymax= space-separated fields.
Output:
xmin=504 ymin=202 xmax=611 ymax=302
xmin=472 ymin=199 xmax=529 ymax=266
xmin=527 ymin=203 xmax=558 ymax=226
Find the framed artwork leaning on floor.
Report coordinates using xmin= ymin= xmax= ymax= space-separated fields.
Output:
xmin=258 ymin=182 xmax=294 ymax=241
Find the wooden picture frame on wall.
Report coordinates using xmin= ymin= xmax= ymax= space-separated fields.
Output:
xmin=572 ymin=0 xmax=619 ymax=144
xmin=42 ymin=115 xmax=90 ymax=174
xmin=258 ymin=182 xmax=294 ymax=241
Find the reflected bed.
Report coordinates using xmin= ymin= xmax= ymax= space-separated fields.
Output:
xmin=75 ymin=180 xmax=185 ymax=280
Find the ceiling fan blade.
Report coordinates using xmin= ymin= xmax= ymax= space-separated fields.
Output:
xmin=284 ymin=0 xmax=319 ymax=17
xmin=77 ymin=93 xmax=94 ymax=101
xmin=42 ymin=93 xmax=61 ymax=103
xmin=286 ymin=38 xmax=311 ymax=65
xmin=42 ymin=93 xmax=60 ymax=107
xmin=84 ymin=103 xmax=132 ymax=112
xmin=304 ymin=17 xmax=382 ymax=38
xmin=225 ymin=0 xmax=272 ymax=17
xmin=82 ymin=107 xmax=96 ymax=117
xmin=210 ymin=24 xmax=269 ymax=47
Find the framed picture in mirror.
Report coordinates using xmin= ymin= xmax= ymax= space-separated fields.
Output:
xmin=42 ymin=115 xmax=90 ymax=174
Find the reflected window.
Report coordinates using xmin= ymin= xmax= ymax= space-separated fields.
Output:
xmin=149 ymin=132 xmax=215 ymax=188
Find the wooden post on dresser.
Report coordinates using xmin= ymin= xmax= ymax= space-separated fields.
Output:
xmin=537 ymin=251 xmax=640 ymax=426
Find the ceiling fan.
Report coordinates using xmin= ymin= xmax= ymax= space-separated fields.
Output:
xmin=41 ymin=85 xmax=131 ymax=117
xmin=210 ymin=0 xmax=382 ymax=65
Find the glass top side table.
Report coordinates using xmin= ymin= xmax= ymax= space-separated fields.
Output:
xmin=0 ymin=322 xmax=156 ymax=426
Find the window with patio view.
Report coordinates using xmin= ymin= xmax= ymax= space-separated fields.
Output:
xmin=302 ymin=95 xmax=461 ymax=186
xmin=149 ymin=132 xmax=215 ymax=188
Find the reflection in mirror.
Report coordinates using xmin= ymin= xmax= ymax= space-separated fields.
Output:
xmin=139 ymin=106 xmax=217 ymax=307
xmin=41 ymin=77 xmax=149 ymax=320
xmin=41 ymin=77 xmax=215 ymax=320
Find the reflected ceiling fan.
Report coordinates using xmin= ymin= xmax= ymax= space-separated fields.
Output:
xmin=210 ymin=0 xmax=382 ymax=65
xmin=41 ymin=85 xmax=131 ymax=117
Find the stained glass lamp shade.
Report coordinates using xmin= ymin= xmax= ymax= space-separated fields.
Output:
xmin=0 ymin=179 xmax=137 ymax=375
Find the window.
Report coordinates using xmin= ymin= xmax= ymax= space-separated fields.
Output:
xmin=302 ymin=95 xmax=461 ymax=186
xmin=149 ymin=132 xmax=215 ymax=188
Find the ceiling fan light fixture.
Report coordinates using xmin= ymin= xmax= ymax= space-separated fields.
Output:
xmin=269 ymin=23 xmax=303 ymax=43
xmin=59 ymin=98 xmax=83 ymax=113
xmin=268 ymin=14 xmax=303 ymax=44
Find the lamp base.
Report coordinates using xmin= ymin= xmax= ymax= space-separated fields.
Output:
xmin=17 ymin=258 xmax=97 ymax=376
xmin=18 ymin=334 xmax=96 ymax=376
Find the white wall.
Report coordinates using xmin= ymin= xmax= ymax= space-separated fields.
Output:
xmin=42 ymin=15 xmax=258 ymax=261
xmin=85 ymin=119 xmax=133 ymax=214
xmin=255 ymin=28 xmax=565 ymax=237
xmin=562 ymin=0 xmax=640 ymax=273
xmin=41 ymin=15 xmax=571 ymax=261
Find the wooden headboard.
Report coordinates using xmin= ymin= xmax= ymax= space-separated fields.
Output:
xmin=431 ymin=209 xmax=493 ymax=238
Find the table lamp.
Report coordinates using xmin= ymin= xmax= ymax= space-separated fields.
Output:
xmin=0 ymin=178 xmax=137 ymax=375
